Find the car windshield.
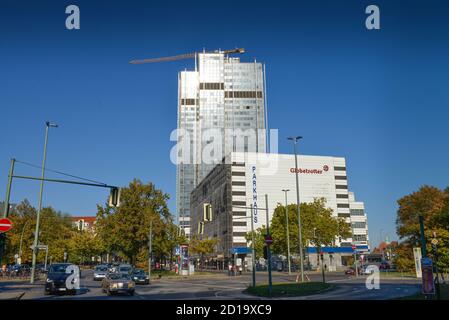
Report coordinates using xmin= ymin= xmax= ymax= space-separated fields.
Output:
xmin=119 ymin=266 xmax=131 ymax=272
xmin=49 ymin=265 xmax=69 ymax=273
xmin=133 ymin=269 xmax=145 ymax=274
xmin=109 ymin=273 xmax=130 ymax=280
xmin=95 ymin=266 xmax=108 ymax=271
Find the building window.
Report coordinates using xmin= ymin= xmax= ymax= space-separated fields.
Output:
xmin=335 ymin=185 xmax=348 ymax=189
xmin=231 ymin=171 xmax=245 ymax=176
xmin=337 ymin=203 xmax=350 ymax=208
xmin=334 ymin=166 xmax=346 ymax=171
xmin=352 ymin=222 xmax=366 ymax=229
xmin=336 ymin=194 xmax=349 ymax=198
xmin=233 ymin=222 xmax=247 ymax=227
xmin=335 ymin=176 xmax=347 ymax=180
xmin=350 ymin=209 xmax=365 ymax=216
xmin=232 ymin=181 xmax=246 ymax=186
xmin=353 ymin=234 xmax=367 ymax=241
xmin=232 ymin=191 xmax=246 ymax=196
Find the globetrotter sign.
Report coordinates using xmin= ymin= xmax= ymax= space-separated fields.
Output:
xmin=290 ymin=165 xmax=329 ymax=175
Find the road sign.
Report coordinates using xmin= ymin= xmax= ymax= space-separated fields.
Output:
xmin=265 ymin=235 xmax=273 ymax=245
xmin=0 ymin=218 xmax=13 ymax=232
xmin=421 ymin=258 xmax=435 ymax=295
xmin=431 ymin=238 xmax=439 ymax=245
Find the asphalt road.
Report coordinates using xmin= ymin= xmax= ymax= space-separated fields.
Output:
xmin=0 ymin=269 xmax=421 ymax=300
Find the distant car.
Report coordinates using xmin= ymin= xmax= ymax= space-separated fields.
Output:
xmin=45 ymin=263 xmax=80 ymax=295
xmin=345 ymin=267 xmax=356 ymax=275
xmin=131 ymin=269 xmax=149 ymax=285
xmin=118 ymin=264 xmax=133 ymax=275
xmin=101 ymin=272 xmax=135 ymax=296
xmin=93 ymin=265 xmax=109 ymax=281
xmin=379 ymin=262 xmax=391 ymax=270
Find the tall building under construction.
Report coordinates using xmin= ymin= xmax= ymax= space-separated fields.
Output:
xmin=176 ymin=50 xmax=267 ymax=236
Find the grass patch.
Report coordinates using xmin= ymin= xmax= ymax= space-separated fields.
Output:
xmin=246 ymin=282 xmax=334 ymax=297
xmin=398 ymin=284 xmax=449 ymax=300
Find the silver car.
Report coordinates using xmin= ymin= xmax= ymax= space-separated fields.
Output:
xmin=93 ymin=265 xmax=108 ymax=281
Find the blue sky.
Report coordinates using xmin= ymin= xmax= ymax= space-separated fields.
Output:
xmin=1 ymin=0 xmax=448 ymax=247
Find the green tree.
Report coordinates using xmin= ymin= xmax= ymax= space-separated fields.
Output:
xmin=245 ymin=226 xmax=267 ymax=260
xmin=270 ymin=198 xmax=351 ymax=260
xmin=3 ymin=200 xmax=74 ymax=264
xmin=96 ymin=179 xmax=172 ymax=265
xmin=67 ymin=230 xmax=104 ymax=265
xmin=189 ymin=236 xmax=219 ymax=271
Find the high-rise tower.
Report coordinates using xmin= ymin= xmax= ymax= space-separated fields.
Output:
xmin=177 ymin=51 xmax=267 ymax=236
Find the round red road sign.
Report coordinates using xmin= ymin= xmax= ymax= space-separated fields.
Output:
xmin=0 ymin=218 xmax=13 ymax=232
xmin=265 ymin=235 xmax=273 ymax=245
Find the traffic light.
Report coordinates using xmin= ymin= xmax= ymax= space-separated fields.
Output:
xmin=109 ymin=187 xmax=121 ymax=207
xmin=203 ymin=203 xmax=212 ymax=222
xmin=197 ymin=221 xmax=204 ymax=235
xmin=263 ymin=245 xmax=268 ymax=260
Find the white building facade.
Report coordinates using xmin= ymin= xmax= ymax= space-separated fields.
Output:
xmin=176 ymin=52 xmax=267 ymax=236
xmin=190 ymin=152 xmax=369 ymax=268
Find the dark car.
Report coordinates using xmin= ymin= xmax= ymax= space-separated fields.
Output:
xmin=101 ymin=273 xmax=135 ymax=296
xmin=345 ymin=267 xmax=361 ymax=275
xmin=44 ymin=263 xmax=80 ymax=295
xmin=131 ymin=269 xmax=149 ymax=284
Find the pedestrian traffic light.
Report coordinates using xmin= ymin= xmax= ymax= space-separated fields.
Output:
xmin=109 ymin=187 xmax=121 ymax=207
xmin=263 ymin=245 xmax=268 ymax=260
xmin=197 ymin=221 xmax=204 ymax=235
xmin=203 ymin=203 xmax=212 ymax=222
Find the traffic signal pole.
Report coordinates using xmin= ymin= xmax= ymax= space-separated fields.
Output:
xmin=265 ymin=194 xmax=273 ymax=296
xmin=2 ymin=158 xmax=15 ymax=218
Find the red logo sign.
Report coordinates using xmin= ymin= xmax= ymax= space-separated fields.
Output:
xmin=0 ymin=218 xmax=13 ymax=233
xmin=323 ymin=165 xmax=329 ymax=172
xmin=290 ymin=168 xmax=323 ymax=174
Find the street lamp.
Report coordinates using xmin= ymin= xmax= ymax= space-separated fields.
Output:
xmin=18 ymin=220 xmax=30 ymax=263
xmin=282 ymin=189 xmax=292 ymax=275
xmin=30 ymin=121 xmax=58 ymax=284
xmin=287 ymin=136 xmax=305 ymax=283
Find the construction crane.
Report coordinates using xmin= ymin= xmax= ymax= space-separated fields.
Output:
xmin=129 ymin=48 xmax=245 ymax=64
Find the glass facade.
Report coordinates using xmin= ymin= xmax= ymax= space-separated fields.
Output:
xmin=176 ymin=52 xmax=267 ymax=236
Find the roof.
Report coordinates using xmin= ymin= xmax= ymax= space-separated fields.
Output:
xmin=71 ymin=216 xmax=96 ymax=223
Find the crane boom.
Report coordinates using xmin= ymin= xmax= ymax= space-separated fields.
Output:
xmin=129 ymin=48 xmax=245 ymax=65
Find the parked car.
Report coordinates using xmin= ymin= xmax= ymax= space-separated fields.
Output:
xmin=379 ymin=262 xmax=391 ymax=270
xmin=93 ymin=265 xmax=109 ymax=281
xmin=118 ymin=264 xmax=133 ymax=275
xmin=131 ymin=268 xmax=149 ymax=285
xmin=101 ymin=272 xmax=135 ymax=296
xmin=44 ymin=263 xmax=80 ymax=295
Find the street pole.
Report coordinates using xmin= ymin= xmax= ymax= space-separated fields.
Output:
xmin=18 ymin=220 xmax=29 ymax=262
xmin=419 ymin=216 xmax=427 ymax=257
xmin=3 ymin=158 xmax=15 ymax=218
xmin=288 ymin=136 xmax=305 ymax=283
xmin=250 ymin=204 xmax=256 ymax=287
xmin=44 ymin=246 xmax=48 ymax=271
xmin=265 ymin=194 xmax=273 ymax=296
xmin=282 ymin=189 xmax=291 ymax=275
xmin=31 ymin=121 xmax=57 ymax=284
xmin=148 ymin=220 xmax=153 ymax=282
